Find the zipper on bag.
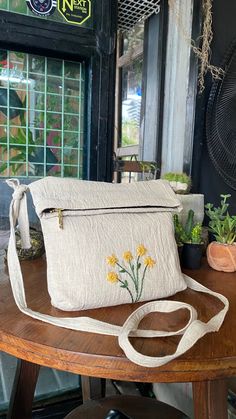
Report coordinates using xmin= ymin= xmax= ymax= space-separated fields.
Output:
xmin=46 ymin=205 xmax=167 ymax=231
xmin=49 ymin=209 xmax=64 ymax=229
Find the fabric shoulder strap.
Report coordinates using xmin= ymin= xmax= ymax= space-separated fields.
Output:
xmin=6 ymin=179 xmax=229 ymax=368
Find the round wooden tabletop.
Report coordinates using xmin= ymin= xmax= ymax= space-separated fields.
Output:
xmin=0 ymin=257 xmax=235 ymax=383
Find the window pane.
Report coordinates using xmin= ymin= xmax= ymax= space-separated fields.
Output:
xmin=120 ymin=157 xmax=139 ymax=183
xmin=123 ymin=23 xmax=144 ymax=54
xmin=0 ymin=50 xmax=86 ymax=178
xmin=121 ymin=59 xmax=143 ymax=147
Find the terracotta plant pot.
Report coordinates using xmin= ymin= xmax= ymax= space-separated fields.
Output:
xmin=207 ymin=241 xmax=236 ymax=272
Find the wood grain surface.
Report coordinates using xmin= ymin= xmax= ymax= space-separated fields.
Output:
xmin=0 ymin=257 xmax=235 ymax=383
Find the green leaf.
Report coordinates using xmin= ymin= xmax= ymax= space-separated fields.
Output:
xmin=11 ymin=163 xmax=24 ymax=175
xmin=220 ymin=194 xmax=231 ymax=199
xmin=0 ymin=145 xmax=7 ymax=154
xmin=17 ymin=128 xmax=26 ymax=144
xmin=9 ymin=144 xmax=27 ymax=154
xmin=10 ymin=152 xmax=26 ymax=163
xmin=0 ymin=162 xmax=7 ymax=173
xmin=52 ymin=136 xmax=60 ymax=145
xmin=137 ymin=263 xmax=141 ymax=270
xmin=120 ymin=284 xmax=127 ymax=288
xmin=119 ymin=269 xmax=126 ymax=273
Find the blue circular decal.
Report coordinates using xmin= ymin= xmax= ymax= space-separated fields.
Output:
xmin=26 ymin=0 xmax=57 ymax=16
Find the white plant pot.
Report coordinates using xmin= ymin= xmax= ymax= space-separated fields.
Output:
xmin=169 ymin=181 xmax=189 ymax=194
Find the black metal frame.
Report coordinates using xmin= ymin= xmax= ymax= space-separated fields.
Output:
xmin=140 ymin=1 xmax=168 ymax=166
xmin=184 ymin=0 xmax=203 ymax=181
xmin=0 ymin=1 xmax=117 ymax=181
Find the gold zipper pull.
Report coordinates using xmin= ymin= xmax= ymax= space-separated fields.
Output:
xmin=49 ymin=208 xmax=64 ymax=229
xmin=57 ymin=209 xmax=63 ymax=229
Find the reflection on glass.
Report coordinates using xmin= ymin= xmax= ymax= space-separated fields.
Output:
xmin=64 ymin=132 xmax=79 ymax=147
xmin=121 ymin=59 xmax=143 ymax=147
xmin=46 ymin=130 xmax=61 ymax=147
xmin=47 ymin=77 xmax=63 ymax=94
xmin=123 ymin=23 xmax=144 ymax=54
xmin=47 ymin=95 xmax=62 ymax=113
xmin=0 ymin=50 xmax=86 ymax=178
xmin=9 ymin=145 xmax=26 ymax=159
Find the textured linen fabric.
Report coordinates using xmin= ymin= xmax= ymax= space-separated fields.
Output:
xmin=29 ymin=178 xmax=186 ymax=310
xmin=29 ymin=177 xmax=181 ymax=216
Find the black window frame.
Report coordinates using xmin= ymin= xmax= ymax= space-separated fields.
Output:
xmin=113 ymin=3 xmax=168 ymax=183
xmin=0 ymin=0 xmax=117 ymax=181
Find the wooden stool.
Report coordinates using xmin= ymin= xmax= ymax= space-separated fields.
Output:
xmin=64 ymin=395 xmax=188 ymax=418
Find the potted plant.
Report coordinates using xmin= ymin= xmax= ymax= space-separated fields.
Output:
xmin=162 ymin=172 xmax=205 ymax=226
xmin=162 ymin=172 xmax=191 ymax=194
xmin=173 ymin=209 xmax=204 ymax=269
xmin=205 ymin=194 xmax=236 ymax=272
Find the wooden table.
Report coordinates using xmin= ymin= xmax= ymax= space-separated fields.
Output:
xmin=0 ymin=257 xmax=235 ymax=419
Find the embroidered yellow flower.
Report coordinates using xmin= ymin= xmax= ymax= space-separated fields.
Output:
xmin=107 ymin=271 xmax=119 ymax=283
xmin=144 ymin=256 xmax=156 ymax=268
xmin=106 ymin=254 xmax=118 ymax=267
xmin=106 ymin=245 xmax=156 ymax=303
xmin=123 ymin=251 xmax=133 ymax=262
xmin=136 ymin=244 xmax=147 ymax=257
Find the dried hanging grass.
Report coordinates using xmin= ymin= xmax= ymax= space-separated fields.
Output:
xmin=168 ymin=0 xmax=224 ymax=93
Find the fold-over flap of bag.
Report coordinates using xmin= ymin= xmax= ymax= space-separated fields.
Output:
xmin=29 ymin=177 xmax=182 ymax=216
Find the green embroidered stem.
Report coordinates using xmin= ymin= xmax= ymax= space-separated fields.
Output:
xmin=137 ymin=265 xmax=148 ymax=301
xmin=118 ymin=279 xmax=134 ymax=303
xmin=117 ymin=262 xmax=137 ymax=290
xmin=135 ymin=256 xmax=140 ymax=301
xmin=129 ymin=261 xmax=139 ymax=296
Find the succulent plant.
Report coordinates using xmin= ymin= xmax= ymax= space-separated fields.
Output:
xmin=191 ymin=223 xmax=203 ymax=244
xmin=173 ymin=209 xmax=203 ymax=245
xmin=205 ymin=194 xmax=236 ymax=244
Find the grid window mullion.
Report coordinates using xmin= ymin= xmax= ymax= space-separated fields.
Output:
xmin=0 ymin=50 xmax=85 ymax=179
xmin=44 ymin=58 xmax=47 ymax=177
xmin=6 ymin=51 xmax=10 ymax=176
xmin=61 ymin=61 xmax=65 ymax=177
xmin=26 ymin=54 xmax=29 ymax=177
xmin=77 ymin=62 xmax=81 ymax=178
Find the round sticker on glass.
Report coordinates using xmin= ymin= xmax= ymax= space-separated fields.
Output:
xmin=26 ymin=0 xmax=57 ymax=16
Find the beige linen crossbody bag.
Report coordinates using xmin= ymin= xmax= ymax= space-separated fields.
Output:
xmin=6 ymin=177 xmax=228 ymax=368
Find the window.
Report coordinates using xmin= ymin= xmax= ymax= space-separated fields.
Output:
xmin=114 ymin=23 xmax=144 ymax=182
xmin=116 ymin=23 xmax=144 ymax=151
xmin=114 ymin=7 xmax=167 ymax=183
xmin=121 ymin=24 xmax=144 ymax=150
xmin=0 ymin=50 xmax=85 ymax=178
xmin=0 ymin=0 xmax=117 ymax=228
xmin=0 ymin=0 xmax=117 ymax=181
